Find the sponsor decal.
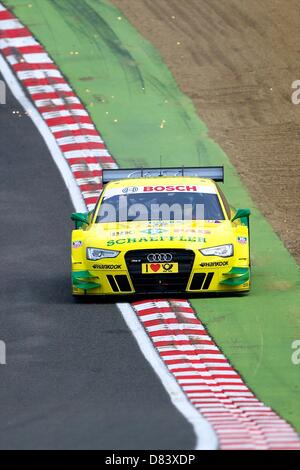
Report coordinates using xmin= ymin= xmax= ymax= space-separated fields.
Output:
xmin=142 ymin=262 xmax=179 ymax=274
xmin=174 ymin=228 xmax=211 ymax=235
xmin=122 ymin=186 xmax=139 ymax=194
xmin=159 ymin=220 xmax=174 ymax=225
xmin=144 ymin=185 xmax=198 ymax=192
xmin=107 ymin=236 xmax=206 ymax=246
xmin=207 ymin=220 xmax=222 ymax=224
xmin=140 ymin=228 xmax=168 ymax=235
xmin=200 ymin=261 xmax=229 ymax=267
xmin=103 ymin=185 xmax=216 ymax=199
xmin=110 ymin=230 xmax=133 ymax=237
xmin=92 ymin=264 xmax=122 ymax=270
xmin=72 ymin=241 xmax=82 ymax=248
xmin=237 ymin=236 xmax=248 ymax=244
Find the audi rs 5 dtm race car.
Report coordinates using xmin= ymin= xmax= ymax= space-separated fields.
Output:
xmin=71 ymin=167 xmax=251 ymax=296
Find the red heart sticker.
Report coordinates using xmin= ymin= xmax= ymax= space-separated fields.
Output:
xmin=150 ymin=263 xmax=160 ymax=272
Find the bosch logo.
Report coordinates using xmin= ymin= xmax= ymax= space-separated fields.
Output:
xmin=147 ymin=253 xmax=173 ymax=262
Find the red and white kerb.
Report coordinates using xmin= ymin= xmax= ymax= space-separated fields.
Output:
xmin=133 ymin=299 xmax=300 ymax=450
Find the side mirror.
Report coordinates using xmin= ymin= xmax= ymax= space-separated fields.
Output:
xmin=231 ymin=208 xmax=251 ymax=223
xmin=71 ymin=212 xmax=89 ymax=229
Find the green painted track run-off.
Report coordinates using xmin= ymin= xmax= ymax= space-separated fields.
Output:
xmin=4 ymin=0 xmax=300 ymax=433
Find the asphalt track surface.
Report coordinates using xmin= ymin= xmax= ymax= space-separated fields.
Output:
xmin=0 ymin=73 xmax=195 ymax=450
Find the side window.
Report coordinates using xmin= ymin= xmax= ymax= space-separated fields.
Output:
xmin=216 ymin=184 xmax=231 ymax=219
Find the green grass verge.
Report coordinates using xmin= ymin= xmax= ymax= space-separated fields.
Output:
xmin=4 ymin=0 xmax=300 ymax=432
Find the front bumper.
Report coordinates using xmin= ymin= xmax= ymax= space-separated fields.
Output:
xmin=72 ymin=249 xmax=250 ymax=295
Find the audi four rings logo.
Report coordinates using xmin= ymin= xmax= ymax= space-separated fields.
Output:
xmin=147 ymin=253 xmax=173 ymax=262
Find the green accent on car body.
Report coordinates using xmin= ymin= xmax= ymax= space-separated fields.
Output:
xmin=72 ymin=271 xmax=100 ymax=290
xmin=6 ymin=0 xmax=300 ymax=433
xmin=232 ymin=208 xmax=251 ymax=224
xmin=71 ymin=212 xmax=89 ymax=229
xmin=221 ymin=269 xmax=250 ymax=287
xmin=224 ymin=267 xmax=249 ymax=276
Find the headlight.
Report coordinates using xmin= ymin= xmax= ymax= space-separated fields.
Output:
xmin=200 ymin=244 xmax=233 ymax=258
xmin=86 ymin=248 xmax=120 ymax=261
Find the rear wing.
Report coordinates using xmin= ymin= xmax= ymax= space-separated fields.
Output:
xmin=102 ymin=166 xmax=224 ymax=184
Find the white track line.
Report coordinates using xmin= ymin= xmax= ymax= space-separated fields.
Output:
xmin=117 ymin=303 xmax=217 ymax=449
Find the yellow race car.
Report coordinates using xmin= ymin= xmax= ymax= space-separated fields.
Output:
xmin=71 ymin=167 xmax=250 ymax=296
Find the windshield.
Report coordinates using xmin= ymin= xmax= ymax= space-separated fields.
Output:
xmin=96 ymin=190 xmax=225 ymax=223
